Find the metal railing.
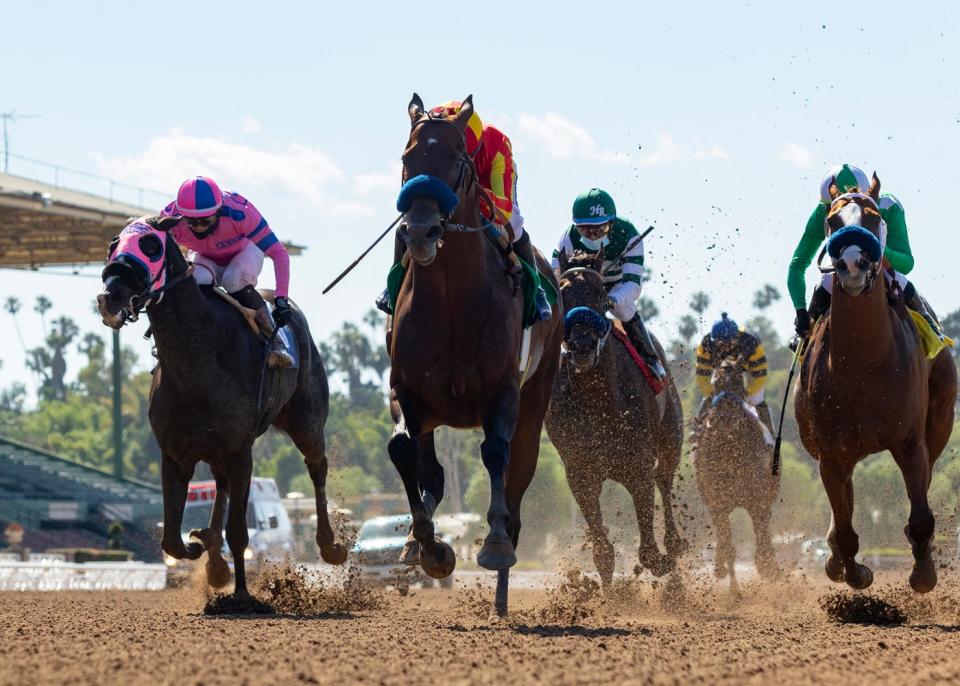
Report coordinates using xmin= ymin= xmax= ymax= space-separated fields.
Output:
xmin=2 ymin=153 xmax=169 ymax=210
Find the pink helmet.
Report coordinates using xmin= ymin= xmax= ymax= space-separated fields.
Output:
xmin=175 ymin=176 xmax=223 ymax=217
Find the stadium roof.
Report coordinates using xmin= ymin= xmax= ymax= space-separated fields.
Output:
xmin=0 ymin=172 xmax=303 ymax=268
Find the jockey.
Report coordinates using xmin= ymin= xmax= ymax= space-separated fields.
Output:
xmin=692 ymin=313 xmax=772 ymax=435
xmin=551 ymin=188 xmax=666 ymax=380
xmin=789 ymin=163 xmax=941 ymax=339
xmin=160 ymin=176 xmax=294 ymax=368
xmin=377 ymin=100 xmax=551 ymax=321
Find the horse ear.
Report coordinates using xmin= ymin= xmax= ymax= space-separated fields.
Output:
xmin=868 ymin=172 xmax=881 ymax=201
xmin=452 ymin=95 xmax=474 ymax=132
xmin=145 ymin=215 xmax=180 ymax=232
xmin=409 ymin=93 xmax=425 ymax=124
xmin=595 ymin=245 xmax=606 ymax=271
xmin=557 ymin=249 xmax=570 ymax=274
xmin=828 ymin=179 xmax=841 ymax=200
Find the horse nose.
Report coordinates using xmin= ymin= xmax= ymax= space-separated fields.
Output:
xmin=402 ymin=221 xmax=443 ymax=243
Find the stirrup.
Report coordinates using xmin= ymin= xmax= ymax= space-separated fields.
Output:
xmin=375 ymin=289 xmax=392 ymax=315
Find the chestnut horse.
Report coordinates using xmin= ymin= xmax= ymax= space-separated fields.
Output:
xmin=795 ymin=173 xmax=957 ymax=592
xmin=97 ymin=218 xmax=347 ymax=601
xmin=387 ymin=94 xmax=562 ymax=616
xmin=694 ymin=359 xmax=780 ymax=590
xmin=546 ymin=249 xmax=684 ymax=587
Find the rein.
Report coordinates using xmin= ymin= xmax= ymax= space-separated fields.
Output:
xmin=122 ymin=264 xmax=195 ymax=324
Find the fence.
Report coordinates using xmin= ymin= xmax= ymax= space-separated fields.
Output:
xmin=2 ymin=153 xmax=168 ymax=210
xmin=0 ymin=559 xmax=166 ymax=591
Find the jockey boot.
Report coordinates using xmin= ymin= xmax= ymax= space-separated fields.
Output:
xmin=375 ymin=234 xmax=407 ymax=315
xmin=624 ymin=314 xmax=666 ymax=380
xmin=755 ymin=400 xmax=774 ymax=436
xmin=231 ymin=286 xmax=294 ymax=369
xmin=512 ymin=232 xmax=552 ymax=323
xmin=904 ymin=281 xmax=945 ymax=341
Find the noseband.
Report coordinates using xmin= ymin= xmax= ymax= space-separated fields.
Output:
xmin=106 ymin=247 xmax=194 ymax=325
xmin=559 ymin=266 xmax=612 ymax=362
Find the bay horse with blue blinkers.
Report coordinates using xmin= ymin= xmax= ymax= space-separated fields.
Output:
xmin=795 ymin=172 xmax=957 ymax=592
xmin=387 ymin=94 xmax=562 ymax=616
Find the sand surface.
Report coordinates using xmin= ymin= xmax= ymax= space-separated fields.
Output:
xmin=4 ymin=565 xmax=960 ymax=685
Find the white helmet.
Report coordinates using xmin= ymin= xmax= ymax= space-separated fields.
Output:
xmin=819 ymin=164 xmax=869 ymax=202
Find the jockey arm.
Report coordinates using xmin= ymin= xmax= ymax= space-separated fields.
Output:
xmin=695 ymin=336 xmax=715 ymax=396
xmin=787 ymin=203 xmax=828 ymax=310
xmin=249 ymin=223 xmax=290 ymax=298
xmin=742 ymin=336 xmax=769 ymax=398
xmin=486 ymin=143 xmax=516 ymax=226
xmin=879 ymin=196 xmax=914 ymax=275
xmin=606 ymin=232 xmax=645 ymax=321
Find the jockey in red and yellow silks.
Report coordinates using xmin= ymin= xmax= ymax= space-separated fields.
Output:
xmin=427 ymin=101 xmax=523 ymax=237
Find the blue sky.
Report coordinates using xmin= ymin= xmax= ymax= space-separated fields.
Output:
xmin=1 ymin=1 xmax=958 ymax=392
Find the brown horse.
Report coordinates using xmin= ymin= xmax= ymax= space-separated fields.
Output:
xmin=694 ymin=358 xmax=780 ymax=590
xmin=795 ymin=173 xmax=957 ymax=592
xmin=546 ymin=250 xmax=685 ymax=587
xmin=97 ymin=218 xmax=347 ymax=601
xmin=387 ymin=94 xmax=562 ymax=616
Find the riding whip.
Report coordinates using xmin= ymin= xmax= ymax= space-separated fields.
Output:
xmin=772 ymin=337 xmax=804 ymax=476
xmin=322 ymin=213 xmax=404 ymax=294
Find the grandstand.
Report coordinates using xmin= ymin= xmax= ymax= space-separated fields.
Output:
xmin=0 ymin=435 xmax=163 ymax=560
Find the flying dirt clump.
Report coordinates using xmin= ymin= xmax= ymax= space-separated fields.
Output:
xmin=526 ymin=569 xmax=603 ymax=624
xmin=254 ymin=562 xmax=384 ymax=615
xmin=819 ymin=591 xmax=906 ymax=626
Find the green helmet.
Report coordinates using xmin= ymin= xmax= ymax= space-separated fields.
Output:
xmin=572 ymin=188 xmax=616 ymax=225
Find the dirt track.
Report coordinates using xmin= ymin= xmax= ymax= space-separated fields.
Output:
xmin=4 ymin=568 xmax=960 ymax=686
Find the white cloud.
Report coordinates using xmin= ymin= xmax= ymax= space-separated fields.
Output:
xmin=93 ymin=128 xmax=359 ymax=212
xmin=637 ymin=134 xmax=681 ymax=165
xmin=781 ymin=143 xmax=812 ymax=168
xmin=241 ymin=116 xmax=261 ymax=134
xmin=354 ymin=162 xmax=401 ymax=196
xmin=516 ymin=113 xmax=624 ymax=163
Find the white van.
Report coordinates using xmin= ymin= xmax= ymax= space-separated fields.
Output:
xmin=166 ymin=477 xmax=293 ymax=573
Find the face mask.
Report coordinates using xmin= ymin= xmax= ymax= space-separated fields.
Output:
xmin=580 ymin=235 xmax=609 ymax=251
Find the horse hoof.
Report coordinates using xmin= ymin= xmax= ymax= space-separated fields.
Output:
xmin=845 ymin=563 xmax=874 ymax=590
xmin=398 ymin=538 xmax=421 ymax=566
xmin=477 ymin=536 xmax=516 ymax=571
xmin=319 ymin=542 xmax=348 ymax=566
xmin=189 ymin=528 xmax=221 ymax=550
xmin=640 ymin=549 xmax=675 ymax=578
xmin=666 ymin=536 xmax=690 ymax=558
xmin=205 ymin=554 xmax=231 ymax=589
xmin=756 ymin=556 xmax=781 ymax=580
xmin=714 ymin=562 xmax=728 ymax=580
xmin=420 ymin=540 xmax=457 ymax=580
xmin=184 ymin=541 xmax=205 ymax=561
xmin=824 ymin=554 xmax=845 ymax=583
xmin=909 ymin=556 xmax=938 ymax=593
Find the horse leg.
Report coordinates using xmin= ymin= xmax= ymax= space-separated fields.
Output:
xmin=388 ymin=416 xmax=453 ymax=578
xmin=568 ymin=473 xmax=615 ymax=588
xmin=712 ymin=509 xmax=733 ymax=581
xmin=655 ymin=449 xmax=687 ymax=559
xmin=191 ymin=468 xmax=230 ymax=589
xmin=477 ymin=386 xmax=521 ymax=572
xmin=820 ymin=459 xmax=872 ymax=590
xmin=287 ymin=427 xmax=347 ymax=565
xmin=627 ymin=471 xmax=673 ymax=577
xmin=416 ymin=431 xmax=455 ymax=580
xmin=225 ymin=450 xmax=254 ymax=597
xmin=892 ymin=441 xmax=937 ymax=592
xmin=748 ymin=504 xmax=780 ymax=580
xmin=159 ymin=454 xmax=203 ymax=561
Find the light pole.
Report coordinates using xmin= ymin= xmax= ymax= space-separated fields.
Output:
xmin=112 ymin=329 xmax=123 ymax=479
xmin=0 ymin=111 xmax=40 ymax=173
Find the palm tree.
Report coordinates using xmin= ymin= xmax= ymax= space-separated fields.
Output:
xmin=4 ymin=297 xmax=25 ymax=351
xmin=34 ymin=295 xmax=52 ymax=335
xmin=689 ymin=291 xmax=711 ymax=322
xmin=752 ymin=284 xmax=781 ymax=312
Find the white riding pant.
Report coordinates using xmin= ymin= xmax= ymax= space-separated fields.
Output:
xmin=820 ymin=269 xmax=907 ymax=293
xmin=189 ymin=241 xmax=264 ymax=294
xmin=746 ymin=388 xmax=765 ymax=406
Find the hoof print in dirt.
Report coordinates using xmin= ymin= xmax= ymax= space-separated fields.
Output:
xmin=203 ymin=593 xmax=276 ymax=616
xmin=819 ymin=592 xmax=906 ymax=626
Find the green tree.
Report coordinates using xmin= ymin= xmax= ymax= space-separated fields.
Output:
xmin=4 ymin=297 xmax=25 ymax=352
xmin=27 ymin=316 xmax=79 ymax=402
xmin=34 ymin=295 xmax=52 ymax=336
xmin=689 ymin=291 xmax=711 ymax=321
xmin=752 ymin=284 xmax=782 ymax=311
xmin=638 ymin=296 xmax=659 ymax=322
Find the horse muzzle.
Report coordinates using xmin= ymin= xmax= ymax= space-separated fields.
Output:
xmin=833 ymin=255 xmax=876 ymax=296
xmin=399 ymin=219 xmax=442 ymax=266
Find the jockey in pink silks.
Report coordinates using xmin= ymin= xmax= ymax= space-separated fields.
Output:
xmin=160 ymin=176 xmax=294 ymax=368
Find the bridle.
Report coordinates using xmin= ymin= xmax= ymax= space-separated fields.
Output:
xmin=817 ymin=193 xmax=885 ymax=292
xmin=558 ymin=265 xmax=612 ymax=363
xmin=106 ymin=236 xmax=195 ymax=325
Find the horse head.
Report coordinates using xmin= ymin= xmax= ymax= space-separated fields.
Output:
xmin=825 ymin=172 xmax=884 ymax=297
xmin=96 ymin=216 xmax=183 ymax=329
xmin=396 ymin=93 xmax=478 ymax=266
xmin=557 ymin=248 xmax=611 ymax=372
xmin=711 ymin=357 xmax=745 ymax=398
